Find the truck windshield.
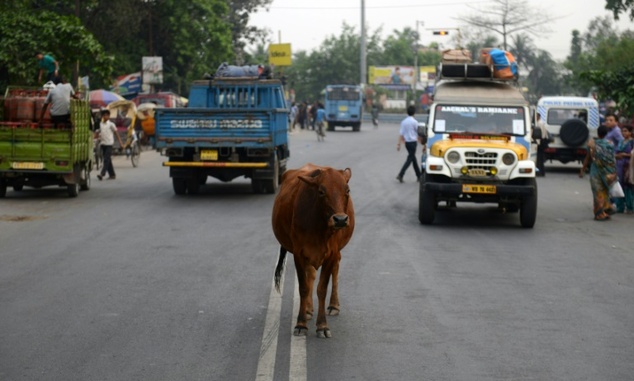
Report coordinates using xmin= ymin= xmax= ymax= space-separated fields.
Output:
xmin=433 ymin=105 xmax=526 ymax=135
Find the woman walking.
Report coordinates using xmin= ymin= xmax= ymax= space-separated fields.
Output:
xmin=580 ymin=125 xmax=617 ymax=221
xmin=614 ymin=125 xmax=633 ymax=213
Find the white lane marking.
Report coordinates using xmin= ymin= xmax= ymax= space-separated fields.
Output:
xmin=289 ymin=280 xmax=307 ymax=381
xmin=255 ymin=259 xmax=285 ymax=381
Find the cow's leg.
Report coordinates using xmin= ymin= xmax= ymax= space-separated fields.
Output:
xmin=293 ymin=257 xmax=309 ymax=336
xmin=305 ymin=266 xmax=316 ymax=320
xmin=328 ymin=251 xmax=341 ymax=316
xmin=315 ymin=261 xmax=333 ymax=338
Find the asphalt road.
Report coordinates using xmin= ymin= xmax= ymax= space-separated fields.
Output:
xmin=1 ymin=122 xmax=633 ymax=381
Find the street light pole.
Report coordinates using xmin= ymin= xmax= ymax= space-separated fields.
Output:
xmin=414 ymin=21 xmax=424 ymax=106
xmin=360 ymin=0 xmax=366 ymax=87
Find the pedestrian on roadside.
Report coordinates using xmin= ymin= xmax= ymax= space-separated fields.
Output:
xmin=396 ymin=105 xmax=422 ymax=183
xmin=315 ymin=102 xmax=326 ymax=141
xmin=535 ymin=113 xmax=549 ymax=177
xmin=604 ymin=113 xmax=623 ymax=147
xmin=95 ymin=109 xmax=125 ymax=181
xmin=309 ymin=101 xmax=318 ymax=130
xmin=297 ymin=102 xmax=307 ymax=130
xmin=614 ymin=125 xmax=633 ymax=213
xmin=289 ymin=102 xmax=298 ymax=131
xmin=579 ymin=125 xmax=617 ymax=221
xmin=36 ymin=52 xmax=59 ymax=84
xmin=38 ymin=76 xmax=77 ymax=129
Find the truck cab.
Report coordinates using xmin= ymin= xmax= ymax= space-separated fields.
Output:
xmin=536 ymin=96 xmax=600 ymax=164
xmin=418 ymin=63 xmax=537 ymax=228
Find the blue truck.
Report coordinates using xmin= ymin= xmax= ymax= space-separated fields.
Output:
xmin=154 ymin=77 xmax=289 ymax=195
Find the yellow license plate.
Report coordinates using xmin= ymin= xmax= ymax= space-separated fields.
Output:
xmin=338 ymin=105 xmax=348 ymax=111
xmin=462 ymin=184 xmax=496 ymax=194
xmin=12 ymin=162 xmax=44 ymax=170
xmin=468 ymin=169 xmax=487 ymax=177
xmin=200 ymin=150 xmax=218 ymax=161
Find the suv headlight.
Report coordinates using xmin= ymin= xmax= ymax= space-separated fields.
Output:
xmin=502 ymin=153 xmax=515 ymax=165
xmin=446 ymin=151 xmax=460 ymax=164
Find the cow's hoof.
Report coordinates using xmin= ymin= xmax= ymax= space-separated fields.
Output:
xmin=294 ymin=326 xmax=308 ymax=336
xmin=316 ymin=328 xmax=332 ymax=338
xmin=327 ymin=306 xmax=340 ymax=316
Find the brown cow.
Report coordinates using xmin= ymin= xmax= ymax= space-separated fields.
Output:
xmin=272 ymin=163 xmax=355 ymax=338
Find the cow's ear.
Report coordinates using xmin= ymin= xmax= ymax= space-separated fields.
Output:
xmin=341 ymin=168 xmax=352 ymax=183
xmin=298 ymin=170 xmax=321 ymax=187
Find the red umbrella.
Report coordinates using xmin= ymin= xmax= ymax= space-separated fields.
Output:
xmin=89 ymin=89 xmax=124 ymax=109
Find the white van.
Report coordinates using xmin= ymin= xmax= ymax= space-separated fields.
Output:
xmin=536 ymin=96 xmax=600 ymax=164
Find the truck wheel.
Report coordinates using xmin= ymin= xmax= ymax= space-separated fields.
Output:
xmin=520 ymin=178 xmax=537 ymax=228
xmin=173 ymin=178 xmax=187 ymax=195
xmin=67 ymin=181 xmax=80 ymax=198
xmin=327 ymin=123 xmax=334 ymax=132
xmin=418 ymin=174 xmax=436 ymax=225
xmin=0 ymin=180 xmax=6 ymax=198
xmin=13 ymin=182 xmax=24 ymax=192
xmin=80 ymin=165 xmax=91 ymax=191
xmin=186 ymin=178 xmax=200 ymax=194
xmin=265 ymin=156 xmax=280 ymax=194
xmin=352 ymin=123 xmax=361 ymax=132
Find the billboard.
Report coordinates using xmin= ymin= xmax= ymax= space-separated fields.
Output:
xmin=142 ymin=56 xmax=163 ymax=85
xmin=111 ymin=72 xmax=142 ymax=95
xmin=369 ymin=66 xmax=415 ymax=89
xmin=268 ymin=44 xmax=292 ymax=66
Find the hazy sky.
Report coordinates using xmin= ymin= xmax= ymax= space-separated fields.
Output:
xmin=249 ymin=0 xmax=632 ymax=61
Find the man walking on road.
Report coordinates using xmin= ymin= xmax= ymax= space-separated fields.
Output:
xmin=95 ymin=110 xmax=125 ymax=181
xmin=396 ymin=105 xmax=422 ymax=182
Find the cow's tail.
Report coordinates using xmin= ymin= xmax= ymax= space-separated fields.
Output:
xmin=274 ymin=246 xmax=287 ymax=293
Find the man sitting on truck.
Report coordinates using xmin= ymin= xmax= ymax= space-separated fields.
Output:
xmin=39 ymin=76 xmax=77 ymax=129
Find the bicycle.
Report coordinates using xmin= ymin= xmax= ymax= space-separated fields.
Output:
xmin=316 ymin=121 xmax=326 ymax=142
xmin=124 ymin=131 xmax=141 ymax=168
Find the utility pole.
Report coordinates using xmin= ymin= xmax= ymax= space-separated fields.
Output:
xmin=414 ymin=20 xmax=424 ymax=95
xmin=360 ymin=0 xmax=366 ymax=87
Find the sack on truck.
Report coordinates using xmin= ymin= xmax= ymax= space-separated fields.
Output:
xmin=486 ymin=49 xmax=518 ymax=80
xmin=441 ymin=49 xmax=472 ymax=64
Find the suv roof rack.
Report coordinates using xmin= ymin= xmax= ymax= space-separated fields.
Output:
xmin=437 ymin=63 xmax=518 ymax=85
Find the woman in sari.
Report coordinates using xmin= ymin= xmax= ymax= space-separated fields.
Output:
xmin=580 ymin=125 xmax=617 ymax=221
xmin=614 ymin=125 xmax=633 ymax=213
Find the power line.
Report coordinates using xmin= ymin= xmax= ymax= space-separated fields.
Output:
xmin=270 ymin=1 xmax=491 ymax=10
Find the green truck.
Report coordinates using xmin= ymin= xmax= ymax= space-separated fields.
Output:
xmin=0 ymin=87 xmax=93 ymax=197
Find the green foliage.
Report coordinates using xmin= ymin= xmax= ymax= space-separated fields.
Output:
xmin=0 ymin=10 xmax=112 ymax=92
xmin=605 ymin=0 xmax=634 ymax=20
xmin=580 ymin=66 xmax=634 ymax=115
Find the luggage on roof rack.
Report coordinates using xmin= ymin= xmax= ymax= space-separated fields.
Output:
xmin=438 ymin=62 xmax=518 ymax=82
xmin=212 ymin=62 xmax=272 ymax=79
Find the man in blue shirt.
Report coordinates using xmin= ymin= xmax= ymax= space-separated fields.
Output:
xmin=396 ymin=105 xmax=422 ymax=182
xmin=315 ymin=102 xmax=326 ymax=141
xmin=604 ymin=113 xmax=623 ymax=146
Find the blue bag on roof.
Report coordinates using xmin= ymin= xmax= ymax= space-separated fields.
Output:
xmin=487 ymin=49 xmax=518 ymax=79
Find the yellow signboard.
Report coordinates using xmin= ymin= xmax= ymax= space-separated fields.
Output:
xmin=268 ymin=44 xmax=292 ymax=66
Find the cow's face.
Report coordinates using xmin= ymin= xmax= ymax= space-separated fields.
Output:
xmin=299 ymin=168 xmax=352 ymax=230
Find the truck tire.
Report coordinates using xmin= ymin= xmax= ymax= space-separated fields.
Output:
xmin=520 ymin=178 xmax=537 ymax=228
xmin=418 ymin=173 xmax=436 ymax=225
xmin=254 ymin=155 xmax=279 ymax=194
xmin=327 ymin=123 xmax=335 ymax=132
xmin=352 ymin=122 xmax=361 ymax=132
xmin=67 ymin=181 xmax=80 ymax=198
xmin=173 ymin=178 xmax=187 ymax=195
xmin=0 ymin=180 xmax=6 ymax=198
xmin=186 ymin=178 xmax=200 ymax=195
xmin=560 ymin=119 xmax=588 ymax=147
xmin=80 ymin=165 xmax=91 ymax=191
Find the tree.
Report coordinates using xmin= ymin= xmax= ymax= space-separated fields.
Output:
xmin=605 ymin=0 xmax=634 ymax=20
xmin=581 ymin=66 xmax=634 ymax=115
xmin=0 ymin=10 xmax=112 ymax=92
xmin=458 ymin=0 xmax=556 ymax=50
xmin=225 ymin=0 xmax=273 ymax=65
